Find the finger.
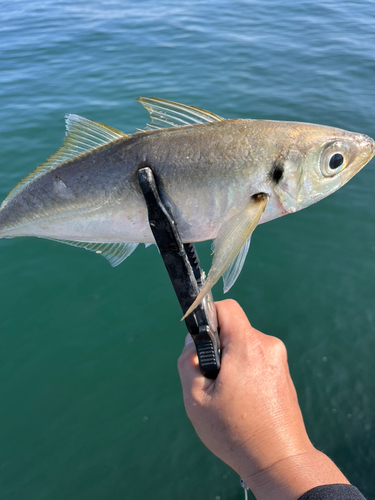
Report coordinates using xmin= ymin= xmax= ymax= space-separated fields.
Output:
xmin=178 ymin=300 xmax=248 ymax=396
xmin=179 ymin=299 xmax=251 ymax=393
xmin=215 ymin=299 xmax=258 ymax=350
xmin=178 ymin=336 xmax=202 ymax=386
xmin=178 ymin=336 xmax=216 ymax=396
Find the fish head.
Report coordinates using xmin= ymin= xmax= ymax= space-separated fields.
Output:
xmin=273 ymin=124 xmax=375 ymax=213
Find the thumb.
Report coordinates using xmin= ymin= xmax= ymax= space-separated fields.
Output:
xmin=215 ymin=299 xmax=256 ymax=352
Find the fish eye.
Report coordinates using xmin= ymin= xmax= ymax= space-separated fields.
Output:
xmin=320 ymin=142 xmax=348 ymax=177
xmin=329 ymin=153 xmax=344 ymax=170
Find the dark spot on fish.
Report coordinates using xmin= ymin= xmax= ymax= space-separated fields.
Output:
xmin=252 ymin=192 xmax=268 ymax=202
xmin=270 ymin=158 xmax=284 ymax=184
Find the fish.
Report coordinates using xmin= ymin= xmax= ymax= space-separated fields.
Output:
xmin=0 ymin=97 xmax=374 ymax=317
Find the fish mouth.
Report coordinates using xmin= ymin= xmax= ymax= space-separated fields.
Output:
xmin=369 ymin=136 xmax=375 ymax=159
xmin=342 ymin=134 xmax=375 ymax=185
xmin=356 ymin=134 xmax=375 ymax=165
xmin=361 ymin=134 xmax=375 ymax=156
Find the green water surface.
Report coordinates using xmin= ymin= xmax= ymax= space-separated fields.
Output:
xmin=0 ymin=2 xmax=374 ymax=499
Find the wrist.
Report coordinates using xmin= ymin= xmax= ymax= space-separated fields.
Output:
xmin=241 ymin=448 xmax=350 ymax=500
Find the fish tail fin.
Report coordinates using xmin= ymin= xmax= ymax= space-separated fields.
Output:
xmin=0 ymin=202 xmax=16 ymax=239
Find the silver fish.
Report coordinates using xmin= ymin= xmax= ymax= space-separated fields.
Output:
xmin=0 ymin=97 xmax=374 ymax=316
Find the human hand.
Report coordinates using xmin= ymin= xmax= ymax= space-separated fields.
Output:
xmin=178 ymin=300 xmax=349 ymax=500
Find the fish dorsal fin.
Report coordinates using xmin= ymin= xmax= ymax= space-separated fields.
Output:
xmin=222 ymin=235 xmax=252 ymax=293
xmin=136 ymin=96 xmax=225 ymax=132
xmin=182 ymin=194 xmax=268 ymax=320
xmin=50 ymin=239 xmax=138 ymax=267
xmin=2 ymin=115 xmax=127 ymax=208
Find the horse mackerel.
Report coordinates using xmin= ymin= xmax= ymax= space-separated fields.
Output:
xmin=0 ymin=97 xmax=373 ymax=314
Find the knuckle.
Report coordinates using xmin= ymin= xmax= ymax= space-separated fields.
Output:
xmin=224 ymin=298 xmax=239 ymax=308
xmin=184 ymin=390 xmax=206 ymax=420
xmin=183 ymin=395 xmax=197 ymax=418
xmin=269 ymin=336 xmax=288 ymax=361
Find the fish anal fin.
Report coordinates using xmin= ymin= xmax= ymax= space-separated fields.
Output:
xmin=2 ymin=115 xmax=128 ymax=209
xmin=181 ymin=194 xmax=268 ymax=320
xmin=136 ymin=96 xmax=225 ymax=132
xmin=49 ymin=239 xmax=138 ymax=267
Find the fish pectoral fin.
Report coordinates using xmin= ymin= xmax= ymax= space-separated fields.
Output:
xmin=2 ymin=115 xmax=128 ymax=209
xmin=222 ymin=234 xmax=252 ymax=293
xmin=136 ymin=96 xmax=225 ymax=132
xmin=49 ymin=239 xmax=138 ymax=267
xmin=181 ymin=194 xmax=268 ymax=320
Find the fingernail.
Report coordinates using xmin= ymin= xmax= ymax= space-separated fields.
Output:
xmin=185 ymin=334 xmax=194 ymax=346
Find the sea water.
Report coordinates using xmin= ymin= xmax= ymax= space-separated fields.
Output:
xmin=0 ymin=1 xmax=374 ymax=499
